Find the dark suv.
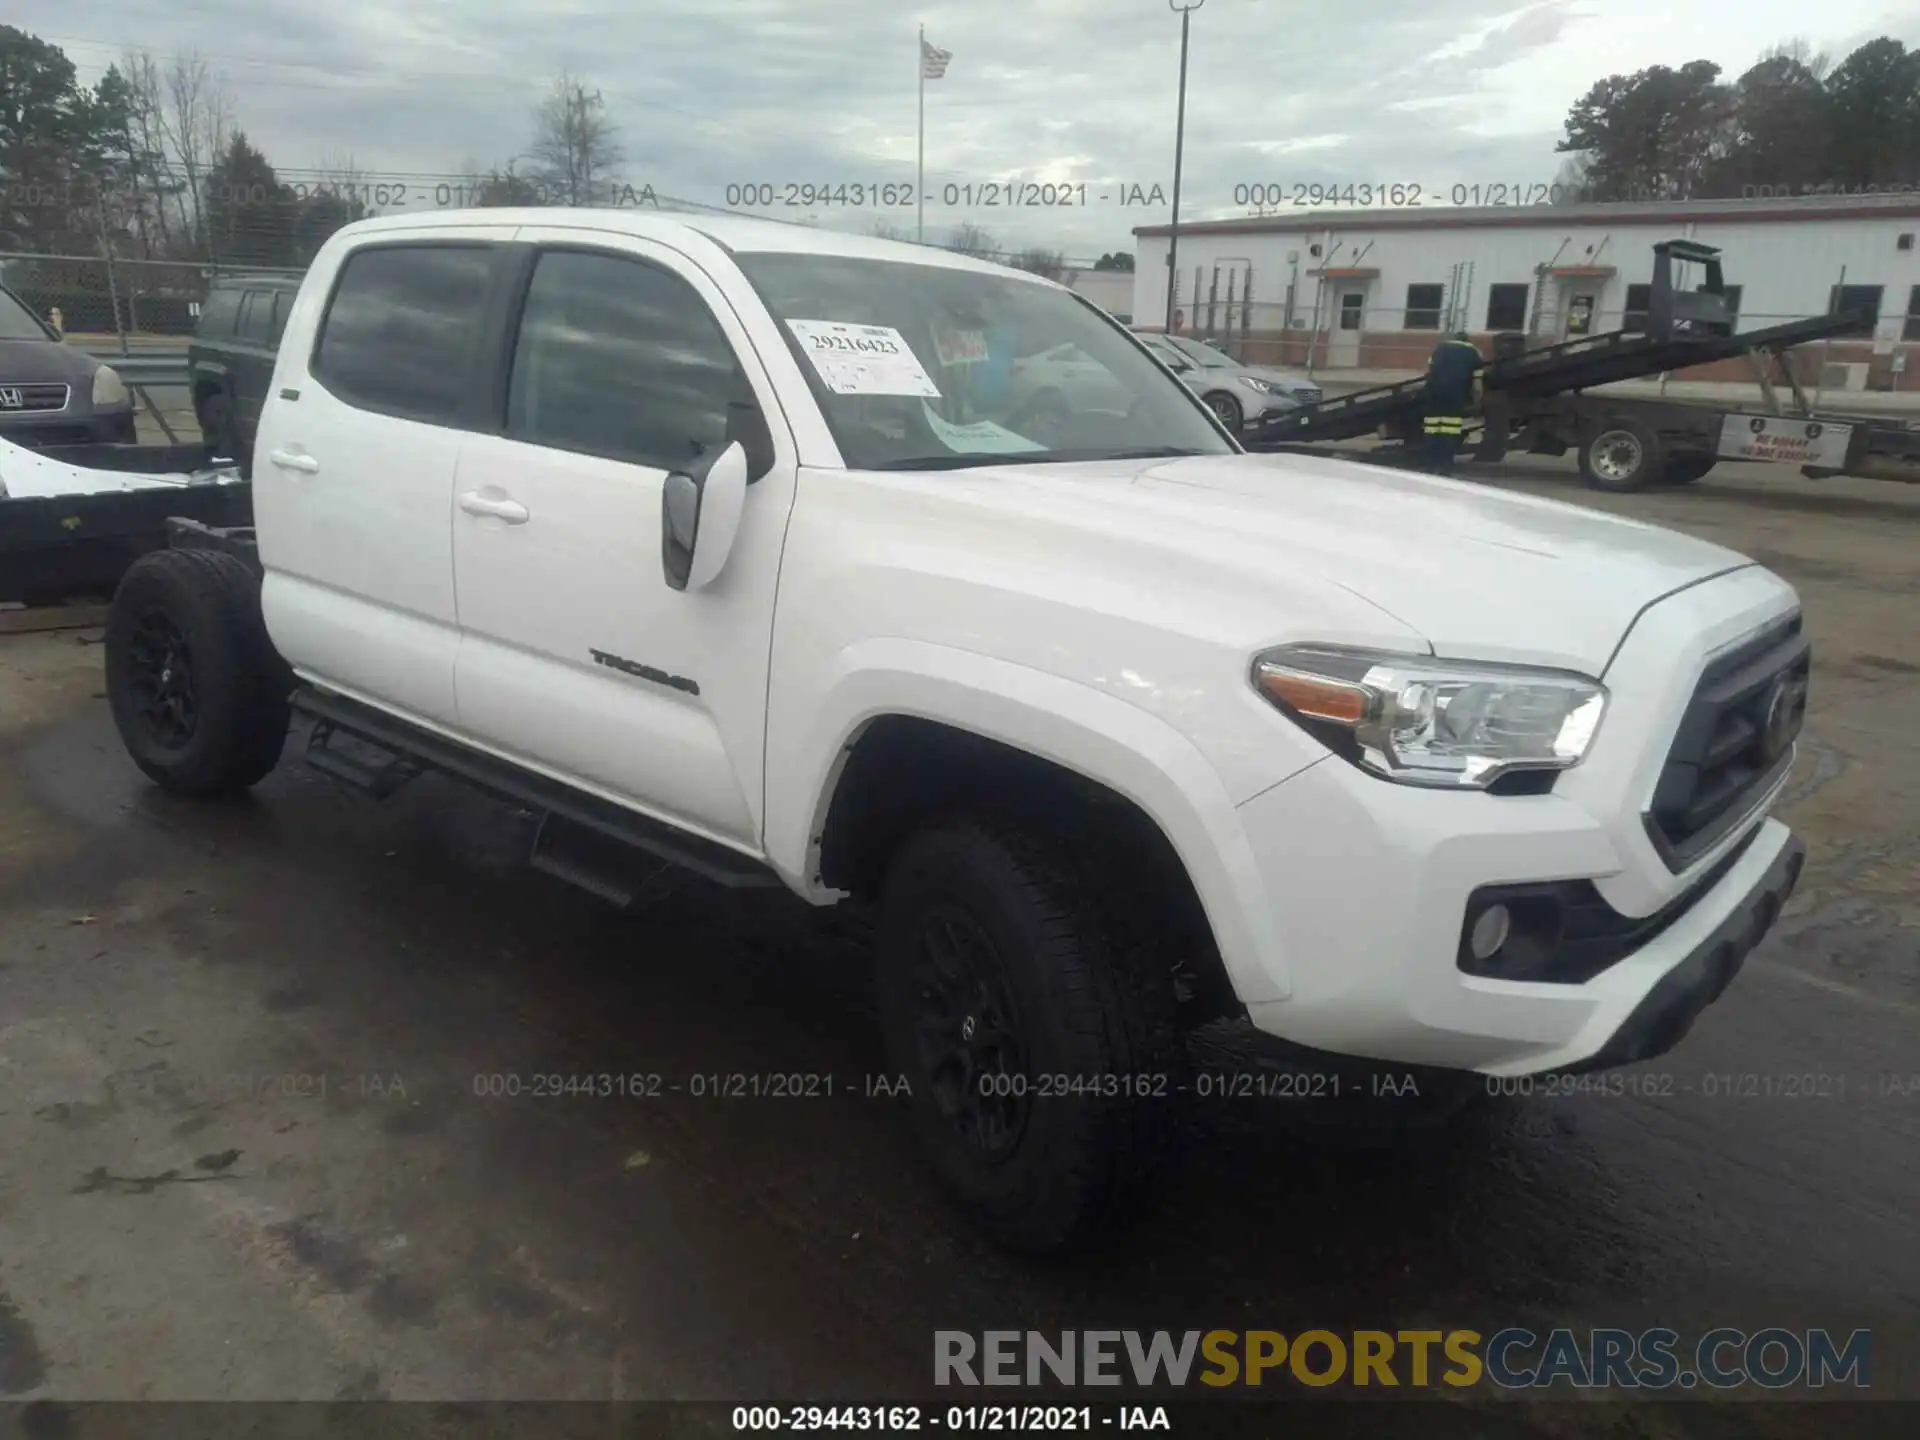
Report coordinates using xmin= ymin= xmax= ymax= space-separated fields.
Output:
xmin=188 ymin=273 xmax=302 ymax=477
xmin=0 ymin=282 xmax=138 ymax=446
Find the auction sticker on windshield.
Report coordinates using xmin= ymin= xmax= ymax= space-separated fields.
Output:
xmin=933 ymin=327 xmax=989 ymax=366
xmin=787 ymin=320 xmax=941 ymax=397
xmin=920 ymin=402 xmax=1044 ymax=454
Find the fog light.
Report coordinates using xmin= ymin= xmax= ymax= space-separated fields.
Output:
xmin=1469 ymin=904 xmax=1511 ymax=962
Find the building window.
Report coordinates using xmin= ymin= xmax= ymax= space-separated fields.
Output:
xmin=1623 ymin=283 xmax=1652 ymax=333
xmin=1485 ymin=284 xmax=1529 ymax=332
xmin=1829 ymin=284 xmax=1883 ymax=337
xmin=1903 ymin=285 xmax=1920 ymax=342
xmin=1338 ymin=292 xmax=1365 ymax=330
xmin=1404 ymin=283 xmax=1443 ymax=330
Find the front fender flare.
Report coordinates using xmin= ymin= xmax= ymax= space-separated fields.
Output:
xmin=764 ymin=637 xmax=1293 ymax=1005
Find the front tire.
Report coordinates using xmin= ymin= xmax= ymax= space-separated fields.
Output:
xmin=106 ymin=549 xmax=291 ymax=797
xmin=1204 ymin=391 xmax=1243 ymax=431
xmin=876 ymin=814 xmax=1179 ymax=1253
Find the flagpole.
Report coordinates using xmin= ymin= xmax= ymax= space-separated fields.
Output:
xmin=917 ymin=23 xmax=927 ymax=243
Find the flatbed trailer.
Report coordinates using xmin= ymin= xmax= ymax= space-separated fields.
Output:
xmin=1242 ymin=239 xmax=1919 ymax=491
xmin=0 ymin=440 xmax=246 ymax=606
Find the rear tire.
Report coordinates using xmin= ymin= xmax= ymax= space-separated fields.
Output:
xmin=1662 ymin=454 xmax=1715 ymax=485
xmin=876 ymin=813 xmax=1179 ymax=1253
xmin=105 ymin=549 xmax=291 ymax=797
xmin=1578 ymin=415 xmax=1664 ymax=491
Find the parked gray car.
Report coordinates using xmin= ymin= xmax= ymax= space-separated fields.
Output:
xmin=1134 ymin=331 xmax=1321 ymax=431
xmin=0 ymin=284 xmax=138 ymax=447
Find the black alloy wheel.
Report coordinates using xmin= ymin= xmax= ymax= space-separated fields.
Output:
xmin=909 ymin=902 xmax=1031 ymax=1158
xmin=126 ymin=607 xmax=198 ymax=748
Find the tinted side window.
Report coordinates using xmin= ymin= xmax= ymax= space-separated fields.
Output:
xmin=237 ymin=291 xmax=274 ymax=342
xmin=314 ymin=245 xmax=495 ymax=424
xmin=267 ymin=291 xmax=290 ymax=344
xmin=507 ymin=250 xmax=753 ymax=472
xmin=199 ymin=287 xmax=242 ymax=337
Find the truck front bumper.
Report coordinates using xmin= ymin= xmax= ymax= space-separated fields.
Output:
xmin=1551 ymin=831 xmax=1802 ymax=1075
xmin=1232 ymin=753 xmax=1803 ymax=1078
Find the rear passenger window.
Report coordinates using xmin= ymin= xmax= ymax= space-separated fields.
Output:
xmin=314 ymin=245 xmax=495 ymax=425
xmin=507 ymin=249 xmax=747 ymax=471
xmin=267 ymin=292 xmax=289 ymax=344
xmin=237 ymin=292 xmax=274 ymax=343
xmin=198 ymin=287 xmax=241 ymax=337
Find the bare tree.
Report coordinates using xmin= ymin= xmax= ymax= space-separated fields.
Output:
xmin=1552 ymin=151 xmax=1594 ymax=202
xmin=529 ymin=72 xmax=624 ymax=206
xmin=945 ymin=221 xmax=996 ymax=258
xmin=114 ymin=49 xmax=182 ymax=256
xmin=1009 ymin=247 xmax=1067 ymax=281
xmin=869 ymin=218 xmax=913 ymax=242
xmin=1760 ymin=36 xmax=1831 ymax=81
xmin=158 ymin=50 xmax=233 ymax=256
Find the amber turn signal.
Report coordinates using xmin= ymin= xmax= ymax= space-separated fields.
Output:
xmin=1254 ymin=663 xmax=1372 ymax=725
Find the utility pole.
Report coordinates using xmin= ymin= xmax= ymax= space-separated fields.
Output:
xmin=1165 ymin=0 xmax=1204 ymax=331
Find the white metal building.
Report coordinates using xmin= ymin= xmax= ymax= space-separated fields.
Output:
xmin=1131 ymin=195 xmax=1920 ymax=388
xmin=1062 ymin=266 xmax=1134 ymax=321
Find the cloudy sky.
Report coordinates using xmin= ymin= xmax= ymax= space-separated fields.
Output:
xmin=21 ymin=0 xmax=1920 ymax=260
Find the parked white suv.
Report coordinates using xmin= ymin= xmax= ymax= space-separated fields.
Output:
xmin=102 ymin=211 xmax=1809 ymax=1252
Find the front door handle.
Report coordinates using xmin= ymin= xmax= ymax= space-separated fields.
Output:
xmin=268 ymin=449 xmax=319 ymax=474
xmin=459 ymin=491 xmax=529 ymax=524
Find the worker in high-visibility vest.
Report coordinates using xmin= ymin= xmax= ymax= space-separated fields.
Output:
xmin=1419 ymin=330 xmax=1483 ymax=475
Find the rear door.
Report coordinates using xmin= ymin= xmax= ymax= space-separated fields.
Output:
xmin=231 ymin=289 xmax=278 ymax=440
xmin=449 ymin=231 xmax=797 ymax=847
xmin=253 ymin=233 xmax=521 ymax=730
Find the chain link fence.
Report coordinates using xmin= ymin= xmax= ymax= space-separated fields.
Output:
xmin=1 ymin=252 xmax=302 ymax=346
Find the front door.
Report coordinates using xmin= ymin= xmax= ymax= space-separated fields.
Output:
xmin=1563 ymin=289 xmax=1598 ymax=339
xmin=1328 ymin=289 xmax=1366 ymax=366
xmin=449 ymin=232 xmax=798 ymax=849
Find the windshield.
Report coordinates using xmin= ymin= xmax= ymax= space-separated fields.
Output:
xmin=0 ymin=289 xmax=54 ymax=341
xmin=1166 ymin=335 xmax=1236 ymax=368
xmin=735 ymin=252 xmax=1233 ymax=470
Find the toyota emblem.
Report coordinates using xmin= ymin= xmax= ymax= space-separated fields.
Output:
xmin=1758 ymin=674 xmax=1807 ymax=764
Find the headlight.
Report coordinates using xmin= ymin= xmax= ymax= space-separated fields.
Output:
xmin=1237 ymin=375 xmax=1277 ymax=394
xmin=93 ymin=365 xmax=130 ymax=408
xmin=1251 ymin=644 xmax=1607 ymax=789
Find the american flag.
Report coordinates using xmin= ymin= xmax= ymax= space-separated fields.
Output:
xmin=921 ymin=38 xmax=952 ymax=79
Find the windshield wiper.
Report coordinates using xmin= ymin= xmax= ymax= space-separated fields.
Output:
xmin=872 ymin=454 xmax=1027 ymax=471
xmin=1078 ymin=446 xmax=1210 ymax=461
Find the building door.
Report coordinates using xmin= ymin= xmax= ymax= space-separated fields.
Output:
xmin=1328 ymin=289 xmax=1366 ymax=366
xmin=1562 ymin=288 xmax=1599 ymax=339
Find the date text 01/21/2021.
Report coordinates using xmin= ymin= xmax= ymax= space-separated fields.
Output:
xmin=1231 ymin=182 xmax=1591 ymax=209
xmin=724 ymin=182 xmax=1169 ymax=209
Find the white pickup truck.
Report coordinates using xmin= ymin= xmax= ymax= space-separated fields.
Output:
xmin=102 ymin=210 xmax=1809 ymax=1252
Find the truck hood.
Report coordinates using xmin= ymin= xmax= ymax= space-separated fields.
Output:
xmin=943 ymin=450 xmax=1755 ymax=675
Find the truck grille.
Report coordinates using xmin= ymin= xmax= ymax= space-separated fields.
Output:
xmin=0 ymin=382 xmax=71 ymax=412
xmin=1644 ymin=611 xmax=1809 ymax=872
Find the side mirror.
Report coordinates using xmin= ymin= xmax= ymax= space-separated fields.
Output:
xmin=662 ymin=441 xmax=749 ymax=592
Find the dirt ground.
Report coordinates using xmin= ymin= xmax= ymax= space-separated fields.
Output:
xmin=0 ymin=454 xmax=1915 ymax=1435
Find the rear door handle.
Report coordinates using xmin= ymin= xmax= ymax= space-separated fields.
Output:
xmin=268 ymin=449 xmax=319 ymax=474
xmin=459 ymin=491 xmax=529 ymax=524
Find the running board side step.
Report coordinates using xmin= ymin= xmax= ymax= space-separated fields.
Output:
xmin=289 ymin=688 xmax=782 ymax=892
